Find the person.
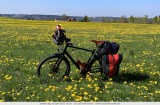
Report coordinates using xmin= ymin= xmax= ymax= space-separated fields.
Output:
xmin=52 ymin=24 xmax=71 ymax=45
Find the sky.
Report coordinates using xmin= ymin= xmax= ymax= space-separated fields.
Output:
xmin=0 ymin=0 xmax=160 ymax=18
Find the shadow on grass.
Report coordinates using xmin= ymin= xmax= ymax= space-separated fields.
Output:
xmin=113 ymin=72 xmax=150 ymax=83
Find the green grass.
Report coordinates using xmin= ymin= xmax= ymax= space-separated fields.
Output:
xmin=0 ymin=17 xmax=160 ymax=102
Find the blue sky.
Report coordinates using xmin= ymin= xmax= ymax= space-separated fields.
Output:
xmin=0 ymin=0 xmax=160 ymax=17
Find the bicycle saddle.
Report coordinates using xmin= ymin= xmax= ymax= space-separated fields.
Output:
xmin=91 ymin=40 xmax=105 ymax=45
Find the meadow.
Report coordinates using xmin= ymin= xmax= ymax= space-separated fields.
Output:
xmin=0 ymin=17 xmax=160 ymax=102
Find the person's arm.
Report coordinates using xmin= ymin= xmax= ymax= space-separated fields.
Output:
xmin=52 ymin=30 xmax=58 ymax=37
xmin=61 ymin=29 xmax=66 ymax=36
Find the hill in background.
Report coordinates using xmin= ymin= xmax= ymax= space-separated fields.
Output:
xmin=0 ymin=14 xmax=118 ymax=22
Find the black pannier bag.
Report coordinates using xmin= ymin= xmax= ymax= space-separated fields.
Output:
xmin=98 ymin=41 xmax=122 ymax=77
xmin=110 ymin=42 xmax=120 ymax=54
xmin=98 ymin=41 xmax=120 ymax=55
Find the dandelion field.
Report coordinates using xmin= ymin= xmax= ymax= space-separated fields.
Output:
xmin=0 ymin=17 xmax=160 ymax=102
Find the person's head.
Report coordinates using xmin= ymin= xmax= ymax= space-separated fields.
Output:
xmin=56 ymin=24 xmax=61 ymax=31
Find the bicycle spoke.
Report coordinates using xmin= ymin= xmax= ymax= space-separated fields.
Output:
xmin=37 ymin=55 xmax=70 ymax=84
xmin=88 ymin=59 xmax=102 ymax=78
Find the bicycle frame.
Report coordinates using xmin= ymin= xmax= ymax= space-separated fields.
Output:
xmin=57 ymin=44 xmax=96 ymax=71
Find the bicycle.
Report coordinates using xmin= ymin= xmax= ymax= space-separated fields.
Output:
xmin=36 ymin=40 xmax=106 ymax=83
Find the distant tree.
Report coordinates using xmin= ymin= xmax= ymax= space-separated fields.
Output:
xmin=120 ymin=15 xmax=128 ymax=23
xmin=153 ymin=16 xmax=158 ymax=24
xmin=157 ymin=16 xmax=160 ymax=24
xmin=143 ymin=15 xmax=149 ymax=24
xmin=81 ymin=15 xmax=90 ymax=22
xmin=101 ymin=17 xmax=110 ymax=23
xmin=129 ymin=15 xmax=134 ymax=23
xmin=101 ymin=17 xmax=106 ymax=22
xmin=131 ymin=15 xmax=150 ymax=24
xmin=134 ymin=16 xmax=143 ymax=24
xmin=62 ymin=14 xmax=68 ymax=21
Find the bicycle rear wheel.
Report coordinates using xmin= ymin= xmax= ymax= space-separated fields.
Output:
xmin=87 ymin=58 xmax=103 ymax=78
xmin=37 ymin=54 xmax=70 ymax=84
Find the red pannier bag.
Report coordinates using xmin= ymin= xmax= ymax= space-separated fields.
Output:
xmin=108 ymin=54 xmax=122 ymax=77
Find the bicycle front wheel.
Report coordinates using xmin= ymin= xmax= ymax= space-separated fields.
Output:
xmin=37 ymin=54 xmax=70 ymax=83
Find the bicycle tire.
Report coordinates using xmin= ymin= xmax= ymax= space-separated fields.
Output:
xmin=87 ymin=55 xmax=103 ymax=78
xmin=37 ymin=54 xmax=70 ymax=83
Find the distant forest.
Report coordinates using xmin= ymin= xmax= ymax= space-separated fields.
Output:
xmin=0 ymin=14 xmax=160 ymax=24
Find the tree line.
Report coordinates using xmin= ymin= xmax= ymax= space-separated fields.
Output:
xmin=61 ymin=14 xmax=160 ymax=24
xmin=61 ymin=14 xmax=90 ymax=22
xmin=102 ymin=15 xmax=160 ymax=24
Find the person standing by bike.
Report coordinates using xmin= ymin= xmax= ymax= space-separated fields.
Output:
xmin=52 ymin=24 xmax=71 ymax=45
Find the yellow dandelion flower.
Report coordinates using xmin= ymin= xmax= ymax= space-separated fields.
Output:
xmin=94 ymin=97 xmax=98 ymax=101
xmin=95 ymin=87 xmax=99 ymax=92
xmin=31 ymin=94 xmax=35 ymax=97
xmin=123 ymin=81 xmax=127 ymax=84
xmin=136 ymin=64 xmax=141 ymax=67
xmin=45 ymin=88 xmax=49 ymax=91
xmin=107 ymin=81 xmax=113 ymax=85
xmin=17 ymin=93 xmax=20 ymax=96
xmin=80 ymin=87 xmax=84 ymax=90
xmin=11 ymin=89 xmax=14 ymax=92
xmin=39 ymin=86 xmax=43 ymax=89
xmin=72 ymin=79 xmax=75 ymax=82
xmin=63 ymin=76 xmax=69 ymax=80
xmin=58 ymin=95 xmax=61 ymax=98
xmin=94 ymin=83 xmax=98 ymax=87
xmin=49 ymin=86 xmax=58 ymax=92
xmin=155 ymin=91 xmax=159 ymax=94
xmin=154 ymin=81 xmax=158 ymax=85
xmin=75 ymin=96 xmax=82 ymax=101
xmin=26 ymin=97 xmax=30 ymax=100
xmin=105 ymin=85 xmax=108 ymax=88
xmin=65 ymin=85 xmax=72 ymax=91
xmin=94 ymin=78 xmax=98 ymax=81
xmin=71 ymin=93 xmax=76 ymax=97
xmin=62 ymin=97 xmax=66 ymax=101
xmin=48 ymin=73 xmax=53 ymax=77
xmin=84 ymin=91 xmax=89 ymax=95
xmin=99 ymin=91 xmax=102 ymax=93
xmin=144 ymin=86 xmax=148 ymax=91
xmin=137 ymin=86 xmax=141 ymax=89
xmin=74 ymin=84 xmax=77 ymax=87
xmin=144 ymin=96 xmax=147 ymax=98
xmin=0 ymin=100 xmax=4 ymax=102
xmin=1 ymin=92 xmax=5 ymax=95
xmin=4 ymin=75 xmax=9 ymax=78
xmin=87 ymin=84 xmax=92 ymax=88
xmin=84 ymin=96 xmax=88 ymax=100
xmin=4 ymin=75 xmax=12 ymax=80
xmin=109 ymin=78 xmax=113 ymax=81
xmin=149 ymin=93 xmax=153 ymax=96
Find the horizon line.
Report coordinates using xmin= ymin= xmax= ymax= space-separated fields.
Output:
xmin=0 ymin=13 xmax=157 ymax=18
